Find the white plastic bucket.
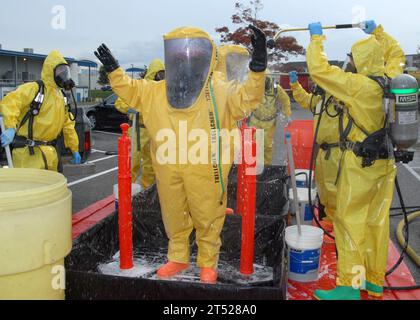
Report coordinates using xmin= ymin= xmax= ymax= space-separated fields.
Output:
xmin=285 ymin=225 xmax=324 ymax=283
xmin=113 ymin=184 xmax=142 ymax=210
xmin=289 ymin=188 xmax=317 ymax=225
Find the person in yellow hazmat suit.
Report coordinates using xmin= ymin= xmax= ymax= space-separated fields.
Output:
xmin=249 ymin=74 xmax=291 ymax=165
xmin=95 ymin=25 xmax=267 ymax=284
xmin=115 ymin=59 xmax=165 ymax=188
xmin=0 ymin=50 xmax=80 ymax=171
xmin=215 ymin=45 xmax=250 ymax=83
xmin=306 ymin=22 xmax=398 ymax=301
xmin=288 ymin=21 xmax=405 ymax=224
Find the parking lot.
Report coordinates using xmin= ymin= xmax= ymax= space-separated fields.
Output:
xmin=67 ymin=130 xmax=119 ymax=213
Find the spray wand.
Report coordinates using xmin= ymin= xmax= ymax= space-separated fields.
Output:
xmin=267 ymin=22 xmax=367 ymax=48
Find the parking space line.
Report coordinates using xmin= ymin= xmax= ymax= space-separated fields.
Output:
xmin=404 ymin=164 xmax=420 ymax=183
xmin=94 ymin=131 xmax=121 ymax=137
xmin=87 ymin=155 xmax=118 ymax=164
xmin=68 ymin=167 xmax=118 ymax=187
xmin=92 ymin=149 xmax=107 ymax=154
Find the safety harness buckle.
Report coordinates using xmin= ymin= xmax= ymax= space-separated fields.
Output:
xmin=34 ymin=92 xmax=44 ymax=104
xmin=26 ymin=139 xmax=36 ymax=148
xmin=340 ymin=141 xmax=356 ymax=152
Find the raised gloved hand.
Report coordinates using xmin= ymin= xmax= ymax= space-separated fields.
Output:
xmin=362 ymin=20 xmax=377 ymax=34
xmin=71 ymin=152 xmax=82 ymax=165
xmin=127 ymin=108 xmax=138 ymax=115
xmin=1 ymin=128 xmax=15 ymax=147
xmin=309 ymin=22 xmax=323 ymax=36
xmin=249 ymin=25 xmax=267 ymax=73
xmin=289 ymin=71 xmax=298 ymax=84
xmin=94 ymin=44 xmax=120 ymax=73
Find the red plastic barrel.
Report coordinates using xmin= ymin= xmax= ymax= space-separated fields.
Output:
xmin=285 ymin=120 xmax=314 ymax=170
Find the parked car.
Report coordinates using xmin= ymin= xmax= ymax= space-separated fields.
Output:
xmin=0 ymin=106 xmax=92 ymax=166
xmin=86 ymin=94 xmax=129 ymax=130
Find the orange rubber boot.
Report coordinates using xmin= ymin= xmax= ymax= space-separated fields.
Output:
xmin=226 ymin=208 xmax=235 ymax=215
xmin=200 ymin=268 xmax=218 ymax=284
xmin=157 ymin=262 xmax=189 ymax=279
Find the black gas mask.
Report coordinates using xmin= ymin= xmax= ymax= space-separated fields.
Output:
xmin=54 ymin=64 xmax=75 ymax=90
xmin=154 ymin=70 xmax=166 ymax=81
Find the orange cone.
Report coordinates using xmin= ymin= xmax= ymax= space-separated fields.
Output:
xmin=157 ymin=262 xmax=189 ymax=279
xmin=200 ymin=268 xmax=218 ymax=284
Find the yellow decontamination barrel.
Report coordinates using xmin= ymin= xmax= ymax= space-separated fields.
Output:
xmin=0 ymin=169 xmax=72 ymax=300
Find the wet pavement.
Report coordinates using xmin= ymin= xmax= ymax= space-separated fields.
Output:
xmin=66 ymin=130 xmax=119 ymax=213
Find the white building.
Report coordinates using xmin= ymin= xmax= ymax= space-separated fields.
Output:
xmin=0 ymin=46 xmax=98 ymax=101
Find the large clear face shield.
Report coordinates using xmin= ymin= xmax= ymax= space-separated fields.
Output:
xmin=164 ymin=38 xmax=213 ymax=109
xmin=226 ymin=52 xmax=249 ymax=83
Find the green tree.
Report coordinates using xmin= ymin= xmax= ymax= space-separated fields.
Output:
xmin=97 ymin=65 xmax=109 ymax=86
xmin=215 ymin=0 xmax=305 ymax=71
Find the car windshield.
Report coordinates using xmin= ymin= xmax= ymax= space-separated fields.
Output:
xmin=105 ymin=94 xmax=117 ymax=105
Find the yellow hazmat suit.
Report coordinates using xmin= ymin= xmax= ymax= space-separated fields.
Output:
xmin=249 ymin=76 xmax=291 ymax=165
xmin=290 ymin=83 xmax=341 ymax=220
xmin=307 ymin=35 xmax=397 ymax=288
xmin=108 ymin=27 xmax=265 ymax=269
xmin=115 ymin=59 xmax=165 ymax=187
xmin=373 ymin=25 xmax=406 ymax=78
xmin=215 ymin=45 xmax=250 ymax=83
xmin=291 ymin=26 xmax=405 ymax=222
xmin=0 ymin=51 xmax=79 ymax=171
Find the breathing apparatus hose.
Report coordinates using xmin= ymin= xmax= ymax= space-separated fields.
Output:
xmin=386 ymin=178 xmax=410 ymax=276
xmin=397 ymin=211 xmax=420 ymax=267
xmin=307 ymin=92 xmax=336 ymax=240
xmin=68 ymin=89 xmax=78 ymax=122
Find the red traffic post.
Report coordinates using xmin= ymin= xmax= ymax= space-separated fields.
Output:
xmin=240 ymin=127 xmax=257 ymax=276
xmin=236 ymin=120 xmax=248 ymax=216
xmin=118 ymin=123 xmax=134 ymax=270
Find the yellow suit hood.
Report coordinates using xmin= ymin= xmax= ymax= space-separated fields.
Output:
xmin=41 ymin=50 xmax=69 ymax=88
xmin=351 ymin=36 xmax=385 ymax=77
xmin=145 ymin=59 xmax=165 ymax=81
xmin=215 ymin=45 xmax=249 ymax=75
xmin=164 ymin=26 xmax=218 ymax=77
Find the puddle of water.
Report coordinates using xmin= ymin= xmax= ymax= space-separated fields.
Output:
xmin=97 ymin=251 xmax=274 ymax=286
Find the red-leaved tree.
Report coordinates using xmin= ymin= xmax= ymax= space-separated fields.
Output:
xmin=215 ymin=0 xmax=305 ymax=72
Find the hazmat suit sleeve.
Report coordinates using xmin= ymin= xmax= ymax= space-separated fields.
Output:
xmin=277 ymin=85 xmax=292 ymax=117
xmin=0 ymin=83 xmax=39 ymax=130
xmin=307 ymin=36 xmax=365 ymax=109
xmin=62 ymin=109 xmax=79 ymax=153
xmin=290 ymin=82 xmax=321 ymax=110
xmin=373 ymin=25 xmax=406 ymax=78
xmin=227 ymin=71 xmax=265 ymax=120
xmin=108 ymin=68 xmax=151 ymax=114
xmin=115 ymin=97 xmax=130 ymax=114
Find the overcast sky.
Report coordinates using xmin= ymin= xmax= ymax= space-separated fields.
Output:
xmin=1 ymin=0 xmax=419 ymax=68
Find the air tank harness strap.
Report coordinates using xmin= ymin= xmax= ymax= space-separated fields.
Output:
xmin=319 ymin=143 xmax=340 ymax=160
xmin=16 ymin=80 xmax=45 ymax=156
xmin=251 ymin=112 xmax=278 ymax=122
xmin=12 ymin=135 xmax=57 ymax=170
